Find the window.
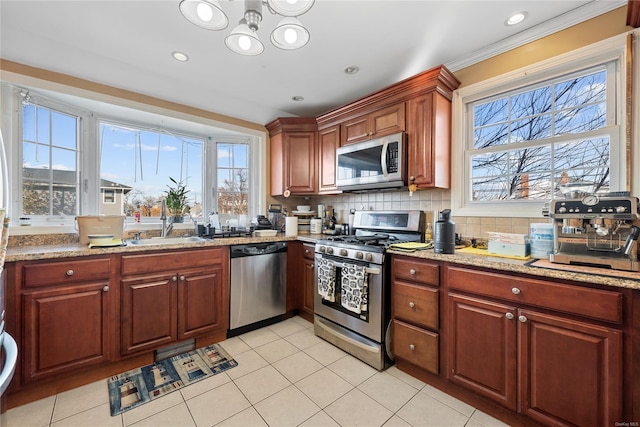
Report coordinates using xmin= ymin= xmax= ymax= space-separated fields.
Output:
xmin=21 ymin=103 xmax=79 ymax=216
xmin=6 ymin=84 xmax=266 ymax=228
xmin=452 ymin=34 xmax=628 ymax=217
xmin=99 ymin=120 xmax=204 ymax=221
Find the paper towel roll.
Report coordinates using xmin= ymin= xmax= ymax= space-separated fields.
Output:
xmin=285 ymin=216 xmax=298 ymax=236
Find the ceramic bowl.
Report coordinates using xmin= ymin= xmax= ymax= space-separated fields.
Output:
xmin=296 ymin=205 xmax=311 ymax=212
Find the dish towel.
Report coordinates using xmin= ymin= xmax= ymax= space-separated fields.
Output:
xmin=317 ymin=258 xmax=336 ymax=302
xmin=340 ymin=263 xmax=368 ymax=314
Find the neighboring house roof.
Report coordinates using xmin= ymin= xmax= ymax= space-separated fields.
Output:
xmin=23 ymin=167 xmax=132 ymax=193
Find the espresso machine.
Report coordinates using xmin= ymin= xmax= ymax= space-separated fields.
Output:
xmin=546 ymin=192 xmax=640 ymax=271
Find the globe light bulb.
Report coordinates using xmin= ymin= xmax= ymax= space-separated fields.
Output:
xmin=196 ymin=2 xmax=213 ymax=21
xmin=284 ymin=28 xmax=297 ymax=44
xmin=238 ymin=35 xmax=252 ymax=51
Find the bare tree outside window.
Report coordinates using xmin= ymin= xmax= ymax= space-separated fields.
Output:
xmin=217 ymin=143 xmax=249 ymax=215
xmin=470 ymin=68 xmax=609 ymax=201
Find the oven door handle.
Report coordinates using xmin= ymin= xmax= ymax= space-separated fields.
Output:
xmin=332 ymin=262 xmax=381 ymax=275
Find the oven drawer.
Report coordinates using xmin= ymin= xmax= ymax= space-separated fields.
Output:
xmin=392 ymin=257 xmax=439 ymax=286
xmin=393 ymin=281 xmax=439 ymax=330
xmin=393 ymin=319 xmax=438 ymax=374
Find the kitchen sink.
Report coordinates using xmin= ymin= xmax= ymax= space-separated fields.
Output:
xmin=127 ymin=236 xmax=207 ymax=246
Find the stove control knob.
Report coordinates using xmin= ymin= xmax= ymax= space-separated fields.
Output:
xmin=319 ymin=246 xmax=326 ymax=253
xmin=356 ymin=251 xmax=364 ymax=260
xmin=340 ymin=249 xmax=348 ymax=256
xmin=365 ymin=253 xmax=373 ymax=262
xmin=326 ymin=247 xmax=334 ymax=255
xmin=558 ymin=206 xmax=567 ymax=213
xmin=616 ymin=206 xmax=627 ymax=213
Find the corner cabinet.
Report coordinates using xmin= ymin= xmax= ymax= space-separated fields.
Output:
xmin=267 ymin=117 xmax=318 ymax=196
xmin=120 ymin=247 xmax=229 ymax=355
xmin=15 ymin=256 xmax=116 ymax=383
xmin=446 ymin=265 xmax=624 ymax=427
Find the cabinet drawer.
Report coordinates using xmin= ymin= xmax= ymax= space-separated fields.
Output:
xmin=302 ymin=244 xmax=315 ymax=261
xmin=121 ymin=248 xmax=225 ymax=275
xmin=23 ymin=257 xmax=112 ymax=288
xmin=392 ymin=257 xmax=439 ymax=286
xmin=447 ymin=266 xmax=623 ymax=324
xmin=393 ymin=282 xmax=439 ymax=330
xmin=393 ymin=319 xmax=438 ymax=374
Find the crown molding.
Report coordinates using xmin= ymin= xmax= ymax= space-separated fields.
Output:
xmin=446 ymin=1 xmax=627 ymax=72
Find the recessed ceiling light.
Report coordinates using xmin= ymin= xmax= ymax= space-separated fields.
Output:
xmin=172 ymin=51 xmax=189 ymax=62
xmin=506 ymin=11 xmax=527 ymax=26
xmin=344 ymin=66 xmax=359 ymax=75
xmin=292 ymin=96 xmax=304 ymax=102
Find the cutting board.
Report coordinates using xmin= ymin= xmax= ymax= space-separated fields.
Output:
xmin=456 ymin=246 xmax=531 ymax=261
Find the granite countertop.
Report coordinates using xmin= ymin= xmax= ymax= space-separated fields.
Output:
xmin=388 ymin=248 xmax=640 ymax=291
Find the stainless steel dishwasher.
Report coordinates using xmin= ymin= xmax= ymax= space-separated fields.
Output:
xmin=229 ymin=241 xmax=287 ymax=335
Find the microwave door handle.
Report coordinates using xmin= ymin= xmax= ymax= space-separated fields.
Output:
xmin=381 ymin=141 xmax=389 ymax=177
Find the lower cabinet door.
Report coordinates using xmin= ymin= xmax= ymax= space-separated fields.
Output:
xmin=518 ymin=309 xmax=623 ymax=427
xmin=121 ymin=273 xmax=177 ymax=355
xmin=23 ymin=282 xmax=111 ymax=382
xmin=178 ymin=267 xmax=226 ymax=340
xmin=447 ymin=293 xmax=518 ymax=410
xmin=393 ymin=319 xmax=439 ymax=374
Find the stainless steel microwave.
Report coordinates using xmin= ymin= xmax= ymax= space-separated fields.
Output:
xmin=336 ymin=132 xmax=407 ymax=191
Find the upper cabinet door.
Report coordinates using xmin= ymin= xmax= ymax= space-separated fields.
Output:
xmin=341 ymin=103 xmax=405 ymax=146
xmin=407 ymin=92 xmax=451 ymax=189
xmin=318 ymin=125 xmax=339 ymax=193
xmin=285 ymin=131 xmax=317 ymax=194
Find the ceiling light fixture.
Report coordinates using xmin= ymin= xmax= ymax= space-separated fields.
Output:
xmin=172 ymin=51 xmax=189 ymax=61
xmin=344 ymin=66 xmax=360 ymax=75
xmin=506 ymin=11 xmax=527 ymax=26
xmin=179 ymin=0 xmax=314 ymax=56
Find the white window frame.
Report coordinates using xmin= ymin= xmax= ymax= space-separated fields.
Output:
xmin=0 ymin=81 xmax=267 ymax=232
xmin=451 ymin=32 xmax=631 ymax=217
xmin=102 ymin=189 xmax=116 ymax=204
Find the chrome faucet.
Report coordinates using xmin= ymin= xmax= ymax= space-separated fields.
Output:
xmin=160 ymin=198 xmax=173 ymax=237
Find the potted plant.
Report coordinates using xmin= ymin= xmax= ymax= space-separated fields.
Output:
xmin=165 ymin=177 xmax=190 ymax=223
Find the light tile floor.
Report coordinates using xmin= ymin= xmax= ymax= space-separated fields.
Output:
xmin=6 ymin=316 xmax=511 ymax=427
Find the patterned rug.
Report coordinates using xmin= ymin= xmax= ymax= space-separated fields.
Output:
xmin=107 ymin=343 xmax=237 ymax=416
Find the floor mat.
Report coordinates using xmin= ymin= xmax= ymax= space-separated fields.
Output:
xmin=107 ymin=343 xmax=237 ymax=416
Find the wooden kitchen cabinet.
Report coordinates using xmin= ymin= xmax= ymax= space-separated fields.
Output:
xmin=287 ymin=241 xmax=315 ymax=322
xmin=406 ymin=91 xmax=452 ymax=189
xmin=446 ymin=265 xmax=623 ymax=427
xmin=391 ymin=255 xmax=441 ymax=375
xmin=340 ymin=103 xmax=405 ymax=145
xmin=301 ymin=243 xmax=315 ymax=321
xmin=19 ymin=256 xmax=115 ymax=383
xmin=120 ymin=248 xmax=229 ymax=355
xmin=267 ymin=117 xmax=318 ymax=196
xmin=317 ymin=124 xmax=339 ymax=193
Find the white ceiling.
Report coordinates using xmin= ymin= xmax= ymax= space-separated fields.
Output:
xmin=0 ymin=0 xmax=627 ymax=127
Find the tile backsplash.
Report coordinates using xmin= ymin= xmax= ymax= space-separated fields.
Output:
xmin=276 ymin=188 xmax=550 ymax=242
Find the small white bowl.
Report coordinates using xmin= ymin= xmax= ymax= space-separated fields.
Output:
xmin=253 ymin=229 xmax=278 ymax=237
xmin=87 ymin=234 xmax=115 ymax=246
xmin=296 ymin=205 xmax=311 ymax=212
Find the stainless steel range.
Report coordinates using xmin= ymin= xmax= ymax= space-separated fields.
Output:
xmin=314 ymin=210 xmax=424 ymax=370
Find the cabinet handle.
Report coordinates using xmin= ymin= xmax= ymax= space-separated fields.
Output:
xmin=409 ymin=344 xmax=415 ymax=351
xmin=518 ymin=315 xmax=527 ymax=323
xmin=180 ymin=275 xmax=185 ymax=281
xmin=505 ymin=312 xmax=514 ymax=320
xmin=305 ymin=249 xmax=310 ymax=254
xmin=66 ymin=269 xmax=74 ymax=276
xmin=511 ymin=287 xmax=521 ymax=295
xmin=409 ymin=301 xmax=415 ymax=308
xmin=409 ymin=176 xmax=415 ymax=183
xmin=102 ymin=286 xmax=109 ymax=292
xmin=409 ymin=268 xmax=416 ymax=275
xmin=172 ymin=276 xmax=178 ymax=282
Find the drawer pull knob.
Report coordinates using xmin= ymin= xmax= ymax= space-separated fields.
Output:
xmin=66 ymin=269 xmax=74 ymax=276
xmin=505 ymin=312 xmax=514 ymax=320
xmin=409 ymin=301 xmax=415 ymax=308
xmin=409 ymin=268 xmax=416 ymax=275
xmin=409 ymin=344 xmax=415 ymax=351
xmin=511 ymin=287 xmax=521 ymax=295
xmin=103 ymin=286 xmax=109 ymax=292
xmin=305 ymin=249 xmax=310 ymax=254
xmin=172 ymin=276 xmax=178 ymax=282
xmin=519 ymin=315 xmax=528 ymax=323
